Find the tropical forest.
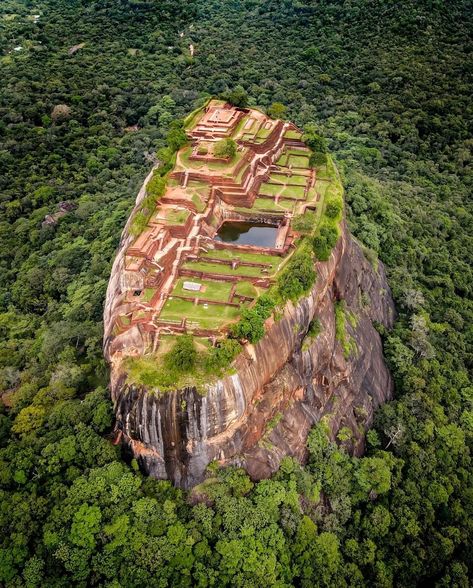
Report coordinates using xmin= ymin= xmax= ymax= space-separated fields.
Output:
xmin=0 ymin=0 xmax=472 ymax=586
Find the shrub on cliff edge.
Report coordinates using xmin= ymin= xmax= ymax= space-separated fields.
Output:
xmin=230 ymin=308 xmax=266 ymax=343
xmin=313 ymin=225 xmax=339 ymax=261
xmin=165 ymin=335 xmax=197 ymax=373
xmin=230 ymin=294 xmax=277 ymax=344
xmin=277 ymin=248 xmax=316 ymax=301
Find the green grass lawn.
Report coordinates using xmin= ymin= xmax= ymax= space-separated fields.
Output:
xmin=314 ymin=179 xmax=330 ymax=199
xmin=286 ymin=148 xmax=310 ymax=156
xmin=187 ymin=180 xmax=210 ymax=212
xmin=132 ymin=309 xmax=148 ymax=320
xmin=276 ymin=154 xmax=288 ymax=166
xmin=256 ymin=127 xmax=271 ymax=139
xmin=119 ymin=314 xmax=131 ymax=326
xmin=188 ymin=179 xmax=210 ymax=193
xmin=142 ymin=288 xmax=155 ymax=302
xmin=259 ymin=182 xmax=281 ymax=196
xmin=201 ymin=248 xmax=279 ymax=271
xmin=314 ymin=160 xmax=336 ymax=180
xmin=160 ymin=298 xmax=242 ymax=329
xmin=191 ymin=193 xmax=206 ymax=212
xmin=288 ymin=175 xmax=309 ymax=186
xmin=306 ymin=187 xmax=319 ymax=203
xmin=259 ymin=183 xmax=306 ymax=199
xmin=234 ymin=280 xmax=260 ymax=298
xmin=269 ymin=173 xmax=308 ymax=186
xmin=235 ymin=161 xmax=250 ymax=183
xmin=252 ymin=197 xmax=295 ymax=213
xmin=276 ymin=148 xmax=310 ymax=168
xmin=268 ymin=174 xmax=286 ymax=185
xmin=279 ymin=185 xmax=306 ymax=199
xmin=165 ymin=209 xmax=190 ymax=225
xmin=240 ymin=118 xmax=256 ymax=134
xmin=232 ymin=115 xmax=249 ymax=138
xmin=171 ymin=277 xmax=233 ymax=302
xmin=178 ymin=146 xmax=244 ymax=174
xmin=183 ymin=260 xmax=267 ymax=277
xmin=288 ymin=154 xmax=310 ymax=169
xmin=284 ymin=130 xmax=303 ymax=140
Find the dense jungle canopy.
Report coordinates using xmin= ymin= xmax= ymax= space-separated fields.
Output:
xmin=0 ymin=0 xmax=472 ymax=585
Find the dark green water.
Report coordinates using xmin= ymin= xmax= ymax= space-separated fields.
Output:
xmin=215 ymin=222 xmax=277 ymax=247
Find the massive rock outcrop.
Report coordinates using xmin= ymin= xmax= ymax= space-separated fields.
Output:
xmin=109 ymin=221 xmax=395 ymax=488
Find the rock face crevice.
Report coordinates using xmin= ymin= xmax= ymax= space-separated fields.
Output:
xmin=110 ymin=222 xmax=395 ymax=488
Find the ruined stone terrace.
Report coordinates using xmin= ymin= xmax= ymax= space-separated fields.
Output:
xmin=110 ymin=100 xmax=325 ymax=355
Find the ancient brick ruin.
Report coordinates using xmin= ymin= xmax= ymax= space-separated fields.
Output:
xmin=107 ymin=100 xmax=324 ymax=358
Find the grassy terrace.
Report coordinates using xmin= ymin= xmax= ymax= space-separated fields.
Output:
xmin=269 ymin=173 xmax=308 ymax=185
xmin=232 ymin=118 xmax=247 ymax=137
xmin=187 ymin=179 xmax=210 ymax=211
xmin=259 ymin=183 xmax=306 ymax=199
xmin=235 ymin=281 xmax=260 ymax=298
xmin=276 ymin=148 xmax=311 ymax=169
xmin=287 ymin=154 xmax=310 ymax=168
xmin=177 ymin=145 xmax=245 ymax=175
xmin=201 ymin=248 xmax=280 ymax=272
xmin=284 ymin=129 xmax=303 ymax=140
xmin=171 ymin=277 xmax=233 ymax=302
xmin=171 ymin=276 xmax=261 ymax=302
xmin=160 ymin=298 xmax=243 ymax=330
xmin=314 ymin=162 xmax=333 ymax=180
xmin=250 ymin=198 xmax=296 ymax=213
xmin=314 ymin=179 xmax=330 ymax=199
xmin=182 ymin=259 xmax=278 ymax=278
xmin=165 ymin=209 xmax=190 ymax=225
xmin=123 ymin=335 xmax=225 ymax=392
xmin=256 ymin=128 xmax=271 ymax=139
xmin=234 ymin=161 xmax=250 ymax=183
xmin=142 ymin=288 xmax=155 ymax=302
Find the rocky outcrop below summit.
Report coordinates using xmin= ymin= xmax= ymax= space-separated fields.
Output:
xmin=110 ymin=222 xmax=395 ymax=488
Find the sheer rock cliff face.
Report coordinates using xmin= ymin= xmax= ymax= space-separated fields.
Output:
xmin=106 ymin=222 xmax=395 ymax=489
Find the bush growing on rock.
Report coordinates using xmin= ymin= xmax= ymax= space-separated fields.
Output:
xmin=325 ymin=200 xmax=343 ymax=219
xmin=292 ymin=211 xmax=317 ymax=234
xmin=313 ymin=225 xmax=339 ymax=261
xmin=166 ymin=121 xmax=188 ymax=152
xmin=254 ymin=293 xmax=276 ymax=319
xmin=205 ymin=339 xmax=241 ymax=371
xmin=230 ymin=294 xmax=276 ymax=344
xmin=230 ymin=308 xmax=266 ymax=343
xmin=165 ymin=335 xmax=197 ymax=373
xmin=309 ymin=150 xmax=328 ymax=167
xmin=278 ymin=249 xmax=316 ymax=301
xmin=304 ymin=127 xmax=328 ymax=167
xmin=146 ymin=173 xmax=166 ymax=200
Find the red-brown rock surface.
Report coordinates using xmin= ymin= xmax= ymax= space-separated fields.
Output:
xmin=109 ymin=221 xmax=395 ymax=488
